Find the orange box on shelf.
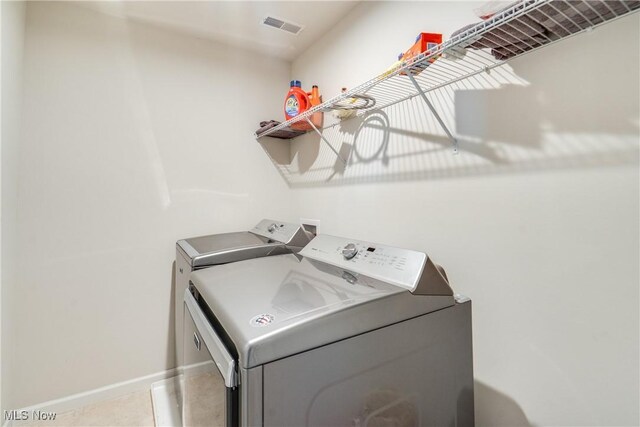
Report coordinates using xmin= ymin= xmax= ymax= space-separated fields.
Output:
xmin=399 ymin=32 xmax=442 ymax=76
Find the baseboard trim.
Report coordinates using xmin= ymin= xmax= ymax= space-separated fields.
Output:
xmin=3 ymin=367 xmax=179 ymax=427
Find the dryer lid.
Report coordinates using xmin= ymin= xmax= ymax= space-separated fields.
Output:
xmin=177 ymin=219 xmax=312 ymax=267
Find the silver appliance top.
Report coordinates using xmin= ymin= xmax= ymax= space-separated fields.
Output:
xmin=299 ymin=234 xmax=453 ymax=295
xmin=189 ymin=235 xmax=456 ymax=369
xmin=177 ymin=219 xmax=311 ymax=268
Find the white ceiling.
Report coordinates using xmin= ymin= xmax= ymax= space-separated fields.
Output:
xmin=80 ymin=1 xmax=360 ymax=61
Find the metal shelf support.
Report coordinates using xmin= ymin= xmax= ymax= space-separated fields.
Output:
xmin=407 ymin=72 xmax=459 ymax=154
xmin=305 ymin=118 xmax=348 ymax=165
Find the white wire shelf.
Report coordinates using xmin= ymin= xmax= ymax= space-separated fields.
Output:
xmin=255 ymin=0 xmax=639 ymax=156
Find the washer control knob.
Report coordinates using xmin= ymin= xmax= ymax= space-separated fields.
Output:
xmin=267 ymin=223 xmax=278 ymax=233
xmin=341 ymin=243 xmax=358 ymax=260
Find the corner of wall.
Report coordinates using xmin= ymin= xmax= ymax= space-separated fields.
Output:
xmin=1 ymin=0 xmax=27 ymax=415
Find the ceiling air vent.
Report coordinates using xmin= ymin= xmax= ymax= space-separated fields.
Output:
xmin=262 ymin=16 xmax=303 ymax=35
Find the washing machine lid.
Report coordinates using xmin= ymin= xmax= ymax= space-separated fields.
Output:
xmin=190 ymin=237 xmax=455 ymax=369
xmin=177 ymin=219 xmax=311 ymax=268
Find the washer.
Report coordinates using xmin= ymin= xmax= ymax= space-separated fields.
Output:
xmin=183 ymin=234 xmax=474 ymax=426
xmin=175 ymin=219 xmax=313 ymax=369
xmin=167 ymin=219 xmax=313 ymax=425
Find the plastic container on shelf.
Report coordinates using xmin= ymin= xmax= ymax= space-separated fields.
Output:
xmin=285 ymin=81 xmax=324 ymax=131
xmin=284 ymin=80 xmax=310 ymax=123
xmin=307 ymin=85 xmax=324 ymax=129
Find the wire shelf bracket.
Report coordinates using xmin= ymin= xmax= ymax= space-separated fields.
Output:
xmin=305 ymin=118 xmax=348 ymax=165
xmin=406 ymin=72 xmax=459 ymax=154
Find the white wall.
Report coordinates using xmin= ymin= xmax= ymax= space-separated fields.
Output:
xmin=1 ymin=0 xmax=27 ymax=415
xmin=4 ymin=2 xmax=639 ymax=424
xmin=5 ymin=1 xmax=292 ymax=409
xmin=285 ymin=2 xmax=639 ymax=426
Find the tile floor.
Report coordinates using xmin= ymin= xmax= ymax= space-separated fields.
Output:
xmin=14 ymin=390 xmax=155 ymax=427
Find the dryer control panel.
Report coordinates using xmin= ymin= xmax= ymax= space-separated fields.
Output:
xmin=299 ymin=234 xmax=427 ymax=292
xmin=250 ymin=219 xmax=307 ymax=245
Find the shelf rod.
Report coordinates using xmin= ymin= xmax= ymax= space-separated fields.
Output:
xmin=407 ymin=72 xmax=458 ymax=154
xmin=305 ymin=117 xmax=348 ymax=165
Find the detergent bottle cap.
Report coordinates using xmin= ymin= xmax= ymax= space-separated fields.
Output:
xmin=290 ymin=80 xmax=302 ymax=88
